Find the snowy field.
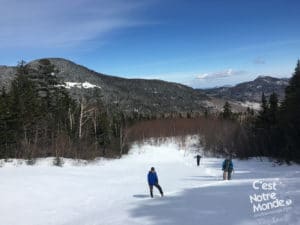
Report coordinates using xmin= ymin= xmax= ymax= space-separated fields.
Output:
xmin=0 ymin=139 xmax=299 ymax=225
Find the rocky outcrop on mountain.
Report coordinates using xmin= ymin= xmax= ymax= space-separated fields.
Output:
xmin=0 ymin=65 xmax=17 ymax=90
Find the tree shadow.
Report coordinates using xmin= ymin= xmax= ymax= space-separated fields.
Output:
xmin=133 ymin=194 xmax=150 ymax=198
xmin=182 ymin=175 xmax=217 ymax=182
xmin=130 ymin=179 xmax=298 ymax=225
xmin=130 ymin=181 xmax=252 ymax=225
xmin=130 ymin=158 xmax=299 ymax=225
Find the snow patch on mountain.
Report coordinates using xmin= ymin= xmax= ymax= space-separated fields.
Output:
xmin=58 ymin=81 xmax=101 ymax=89
xmin=239 ymin=101 xmax=261 ymax=110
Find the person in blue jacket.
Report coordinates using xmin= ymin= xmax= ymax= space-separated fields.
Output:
xmin=222 ymin=157 xmax=234 ymax=180
xmin=147 ymin=167 xmax=164 ymax=198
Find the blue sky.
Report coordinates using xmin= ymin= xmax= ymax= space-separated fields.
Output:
xmin=0 ymin=0 xmax=299 ymax=88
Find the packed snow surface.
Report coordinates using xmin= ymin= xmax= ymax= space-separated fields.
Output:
xmin=0 ymin=140 xmax=299 ymax=225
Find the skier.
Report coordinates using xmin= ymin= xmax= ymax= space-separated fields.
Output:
xmin=222 ymin=157 xmax=234 ymax=180
xmin=195 ymin=154 xmax=202 ymax=166
xmin=147 ymin=167 xmax=164 ymax=198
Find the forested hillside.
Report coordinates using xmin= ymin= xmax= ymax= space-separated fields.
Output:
xmin=0 ymin=59 xmax=299 ymax=163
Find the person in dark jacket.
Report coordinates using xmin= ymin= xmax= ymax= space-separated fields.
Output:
xmin=222 ymin=157 xmax=234 ymax=180
xmin=195 ymin=154 xmax=202 ymax=166
xmin=147 ymin=167 xmax=164 ymax=198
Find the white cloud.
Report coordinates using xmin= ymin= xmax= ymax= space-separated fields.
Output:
xmin=0 ymin=0 xmax=152 ymax=49
xmin=197 ymin=68 xmax=246 ymax=80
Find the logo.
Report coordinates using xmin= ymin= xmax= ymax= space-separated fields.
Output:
xmin=249 ymin=180 xmax=292 ymax=214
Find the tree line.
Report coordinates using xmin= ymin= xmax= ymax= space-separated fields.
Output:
xmin=0 ymin=59 xmax=131 ymax=164
xmin=249 ymin=60 xmax=300 ymax=163
xmin=206 ymin=60 xmax=300 ymax=163
xmin=125 ymin=60 xmax=300 ymax=163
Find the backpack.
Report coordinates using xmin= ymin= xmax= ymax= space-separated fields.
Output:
xmin=225 ymin=159 xmax=230 ymax=171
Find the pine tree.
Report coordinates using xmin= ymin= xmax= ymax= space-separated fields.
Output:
xmin=221 ymin=101 xmax=233 ymax=120
xmin=97 ymin=111 xmax=111 ymax=156
xmin=9 ymin=62 xmax=42 ymax=159
xmin=256 ymin=93 xmax=269 ymax=128
xmin=268 ymin=92 xmax=278 ymax=125
xmin=0 ymin=88 xmax=10 ymax=158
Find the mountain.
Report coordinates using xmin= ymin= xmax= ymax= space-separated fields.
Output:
xmin=203 ymin=76 xmax=289 ymax=103
xmin=0 ymin=58 xmax=210 ymax=116
xmin=0 ymin=58 xmax=290 ymax=114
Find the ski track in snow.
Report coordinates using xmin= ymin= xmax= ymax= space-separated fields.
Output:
xmin=0 ymin=141 xmax=299 ymax=225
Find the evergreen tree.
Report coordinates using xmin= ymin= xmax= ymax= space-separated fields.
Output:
xmin=268 ymin=92 xmax=278 ymax=125
xmin=256 ymin=93 xmax=269 ymax=128
xmin=221 ymin=101 xmax=233 ymax=120
xmin=252 ymin=93 xmax=272 ymax=157
xmin=0 ymin=88 xmax=10 ymax=158
xmin=9 ymin=62 xmax=42 ymax=158
xmin=97 ymin=111 xmax=111 ymax=156
xmin=280 ymin=60 xmax=300 ymax=162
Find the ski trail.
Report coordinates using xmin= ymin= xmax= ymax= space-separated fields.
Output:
xmin=0 ymin=140 xmax=299 ymax=225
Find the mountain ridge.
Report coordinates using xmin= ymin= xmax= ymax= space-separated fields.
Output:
xmin=202 ymin=75 xmax=289 ymax=103
xmin=0 ymin=58 xmax=210 ymax=116
xmin=0 ymin=58 xmax=290 ymax=114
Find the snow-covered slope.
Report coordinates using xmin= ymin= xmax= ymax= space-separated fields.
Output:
xmin=0 ymin=140 xmax=299 ymax=225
